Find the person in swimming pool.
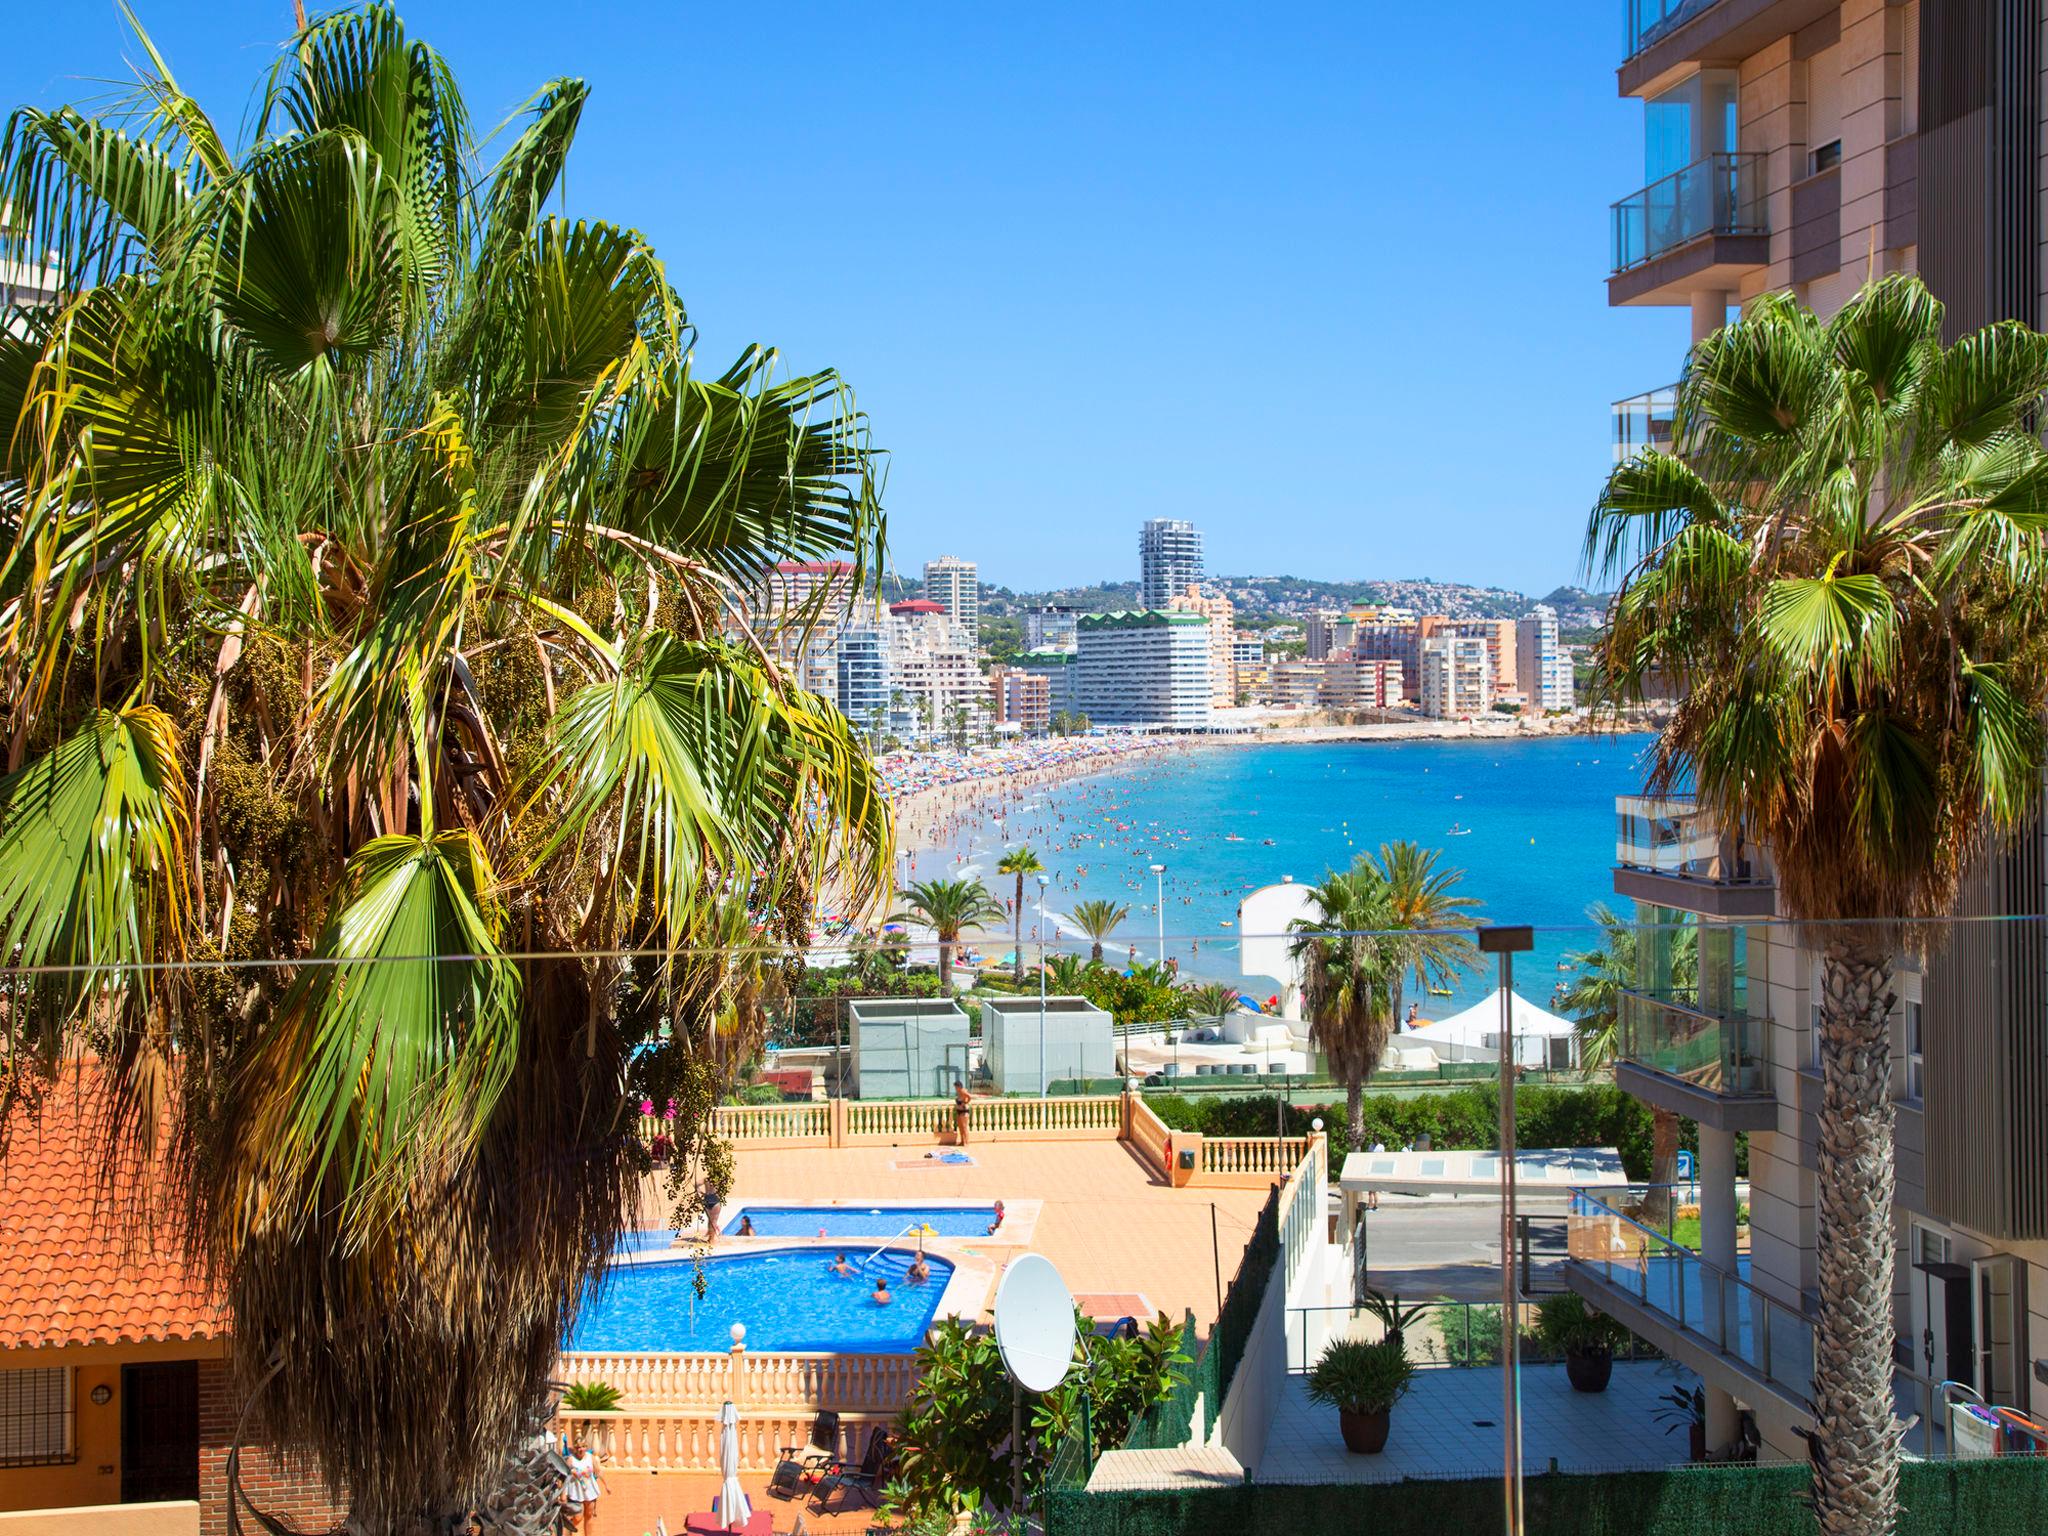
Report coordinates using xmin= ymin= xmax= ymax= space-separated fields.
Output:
xmin=737 ymin=1215 xmax=755 ymax=1237
xmin=987 ymin=1198 xmax=1006 ymax=1235
xmin=872 ymin=1274 xmax=893 ymax=1305
xmin=829 ymin=1253 xmax=854 ymax=1278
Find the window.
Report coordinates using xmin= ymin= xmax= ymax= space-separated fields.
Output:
xmin=1810 ymin=139 xmax=1843 ymax=175
xmin=1904 ymin=1000 xmax=1924 ymax=1102
xmin=0 ymin=1368 xmax=73 ymax=1467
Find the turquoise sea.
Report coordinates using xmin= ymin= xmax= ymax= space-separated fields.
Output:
xmin=942 ymin=734 xmax=1658 ymax=1017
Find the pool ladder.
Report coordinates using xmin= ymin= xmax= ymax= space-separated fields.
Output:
xmin=859 ymin=1224 xmax=929 ymax=1272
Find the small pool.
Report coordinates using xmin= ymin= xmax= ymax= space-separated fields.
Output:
xmin=569 ymin=1247 xmax=955 ymax=1353
xmin=725 ymin=1203 xmax=999 ymax=1238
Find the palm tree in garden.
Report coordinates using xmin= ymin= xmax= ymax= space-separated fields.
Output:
xmin=1560 ymin=903 xmax=1694 ymax=1220
xmin=1071 ymin=898 xmax=1130 ymax=963
xmin=1181 ymin=981 xmax=1241 ymax=1025
xmin=1292 ymin=844 xmax=1478 ymax=1144
xmin=997 ymin=846 xmax=1045 ymax=984
xmin=891 ymin=878 xmax=1005 ymax=992
xmin=1586 ymin=273 xmax=2048 ymax=1536
xmin=0 ymin=8 xmax=890 ymax=1528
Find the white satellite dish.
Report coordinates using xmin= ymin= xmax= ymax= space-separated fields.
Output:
xmin=992 ymin=1253 xmax=1077 ymax=1393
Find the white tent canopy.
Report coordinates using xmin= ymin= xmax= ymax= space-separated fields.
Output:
xmin=1404 ymin=987 xmax=1579 ymax=1070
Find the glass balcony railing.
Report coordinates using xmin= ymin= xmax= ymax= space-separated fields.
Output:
xmin=1625 ymin=0 xmax=1726 ymax=58
xmin=1620 ymin=989 xmax=1772 ymax=1096
xmin=1616 ymin=795 xmax=1772 ymax=886
xmin=1613 ymin=386 xmax=1678 ymax=463
xmin=1567 ymin=1184 xmax=1813 ymax=1402
xmin=1611 ymin=152 xmax=1767 ymax=274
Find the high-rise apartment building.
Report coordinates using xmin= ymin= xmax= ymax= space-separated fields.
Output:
xmin=754 ymin=560 xmax=857 ymax=704
xmin=1167 ymin=583 xmax=1237 ymax=708
xmin=835 ymin=624 xmax=896 ymax=744
xmin=1355 ymin=619 xmax=1421 ymax=700
xmin=874 ymin=599 xmax=984 ymax=744
xmin=1024 ymin=606 xmax=1080 ymax=650
xmin=1138 ymin=519 xmax=1203 ymax=610
xmin=987 ymin=667 xmax=1053 ymax=735
xmin=1515 ymin=603 xmax=1574 ymax=711
xmin=920 ymin=556 xmax=979 ymax=643
xmin=1574 ymin=0 xmax=2048 ymax=1470
xmin=1013 ymin=648 xmax=1080 ymax=718
xmin=1417 ymin=635 xmax=1489 ymax=719
xmin=1433 ymin=618 xmax=1517 ymax=703
xmin=1318 ymin=655 xmax=1404 ymax=713
xmin=1074 ymin=611 xmax=1212 ymax=729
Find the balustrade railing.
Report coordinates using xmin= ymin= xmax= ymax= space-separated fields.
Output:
xmin=1202 ymin=1136 xmax=1310 ymax=1179
xmin=558 ymin=1348 xmax=920 ymax=1411
xmin=557 ymin=1408 xmax=888 ymax=1471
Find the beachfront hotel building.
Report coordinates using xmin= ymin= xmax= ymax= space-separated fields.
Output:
xmin=1318 ymin=654 xmax=1404 ymax=713
xmin=1417 ymin=634 xmax=1490 ymax=719
xmin=920 ymin=555 xmax=979 ymax=644
xmin=1577 ymin=0 xmax=2048 ymax=1467
xmin=1138 ymin=517 xmax=1203 ymax=610
xmin=1013 ymin=646 xmax=1081 ymax=718
xmin=988 ymin=665 xmax=1053 ymax=735
xmin=753 ymin=559 xmax=857 ymax=702
xmin=887 ymin=599 xmax=984 ymax=743
xmin=1167 ymin=583 xmax=1237 ymax=708
xmin=1515 ymin=602 xmax=1575 ymax=711
xmin=1025 ymin=604 xmax=1080 ymax=650
xmin=1074 ymin=610 xmax=1212 ymax=729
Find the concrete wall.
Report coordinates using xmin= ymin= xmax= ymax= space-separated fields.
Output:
xmin=847 ymin=1000 xmax=970 ymax=1099
xmin=984 ymin=997 xmax=1115 ymax=1094
xmin=0 ymin=1504 xmax=197 ymax=1536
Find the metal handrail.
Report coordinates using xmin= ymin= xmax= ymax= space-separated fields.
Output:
xmin=1624 ymin=0 xmax=1725 ymax=57
xmin=1610 ymin=151 xmax=1768 ymax=273
xmin=1568 ymin=1185 xmax=1814 ymax=1403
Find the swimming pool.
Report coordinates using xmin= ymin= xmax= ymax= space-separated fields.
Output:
xmin=724 ymin=1203 xmax=999 ymax=1238
xmin=569 ymin=1247 xmax=955 ymax=1353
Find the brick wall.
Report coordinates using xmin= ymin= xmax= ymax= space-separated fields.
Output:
xmin=196 ymin=1358 xmax=348 ymax=1536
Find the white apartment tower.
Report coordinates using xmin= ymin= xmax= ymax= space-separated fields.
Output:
xmin=1167 ymin=583 xmax=1237 ymax=708
xmin=1515 ymin=603 xmax=1574 ymax=711
xmin=920 ymin=556 xmax=979 ymax=643
xmin=1418 ymin=635 xmax=1489 ymax=720
xmin=1075 ymin=611 xmax=1212 ymax=730
xmin=1138 ymin=519 xmax=1203 ymax=610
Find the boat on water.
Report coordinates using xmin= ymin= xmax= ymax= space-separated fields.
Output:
xmin=1447 ymin=822 xmax=1471 ymax=836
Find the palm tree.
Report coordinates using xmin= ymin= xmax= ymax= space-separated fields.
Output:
xmin=1292 ymin=843 xmax=1478 ymax=1143
xmin=1042 ymin=952 xmax=1090 ymax=993
xmin=1071 ymin=898 xmax=1129 ymax=963
xmin=0 ymin=8 xmax=890 ymax=1527
xmin=1181 ymin=981 xmax=1241 ymax=1025
xmin=1586 ymin=273 xmax=2048 ymax=1536
xmin=891 ymin=878 xmax=1005 ymax=991
xmin=1560 ymin=903 xmax=1694 ymax=1223
xmin=998 ymin=846 xmax=1045 ymax=984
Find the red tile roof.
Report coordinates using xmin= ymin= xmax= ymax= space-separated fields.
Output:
xmin=0 ymin=1067 xmax=224 ymax=1350
xmin=889 ymin=599 xmax=946 ymax=615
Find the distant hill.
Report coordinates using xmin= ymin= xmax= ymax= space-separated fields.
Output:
xmin=982 ymin=574 xmax=1539 ymax=622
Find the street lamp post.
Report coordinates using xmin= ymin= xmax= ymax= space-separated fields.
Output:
xmin=1478 ymin=924 xmax=1535 ymax=1536
xmin=1148 ymin=863 xmax=1166 ymax=965
xmin=1036 ymin=874 xmax=1051 ymax=1097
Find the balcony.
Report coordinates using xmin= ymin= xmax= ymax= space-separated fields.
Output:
xmin=1566 ymin=1185 xmax=1814 ymax=1410
xmin=1617 ymin=990 xmax=1776 ymax=1128
xmin=1619 ymin=0 xmax=1840 ymax=98
xmin=1614 ymin=794 xmax=1775 ymax=917
xmin=1612 ymin=385 xmax=1677 ymax=463
xmin=1608 ymin=153 xmax=1768 ymax=307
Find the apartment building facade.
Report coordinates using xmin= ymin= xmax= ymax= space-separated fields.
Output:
xmin=1166 ymin=583 xmax=1237 ymax=708
xmin=1418 ymin=635 xmax=1490 ymax=719
xmin=1024 ymin=605 xmax=1080 ymax=650
xmin=1319 ymin=654 xmax=1405 ymax=713
xmin=1074 ymin=611 xmax=1212 ymax=729
xmin=920 ymin=555 xmax=979 ymax=644
xmin=1138 ymin=518 xmax=1203 ymax=610
xmin=1577 ymin=0 xmax=2048 ymax=1468
xmin=988 ymin=667 xmax=1053 ymax=734
xmin=1515 ymin=602 xmax=1575 ymax=711
xmin=754 ymin=559 xmax=857 ymax=702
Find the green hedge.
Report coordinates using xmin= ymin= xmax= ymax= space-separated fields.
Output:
xmin=1142 ymin=1085 xmax=1752 ymax=1181
xmin=1047 ymin=1458 xmax=2048 ymax=1536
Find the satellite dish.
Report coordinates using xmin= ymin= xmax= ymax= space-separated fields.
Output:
xmin=993 ymin=1253 xmax=1077 ymax=1393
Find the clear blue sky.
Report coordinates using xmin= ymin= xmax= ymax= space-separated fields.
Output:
xmin=6 ymin=2 xmax=1689 ymax=597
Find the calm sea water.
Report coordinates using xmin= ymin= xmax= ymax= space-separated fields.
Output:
xmin=948 ymin=734 xmax=1657 ymax=1016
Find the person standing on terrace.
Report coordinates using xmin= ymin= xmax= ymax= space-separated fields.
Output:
xmin=953 ymin=1078 xmax=973 ymax=1145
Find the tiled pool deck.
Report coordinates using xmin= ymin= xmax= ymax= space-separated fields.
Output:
xmin=1257 ymin=1359 xmax=1702 ymax=1484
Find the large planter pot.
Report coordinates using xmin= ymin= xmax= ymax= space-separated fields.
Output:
xmin=1337 ymin=1407 xmax=1391 ymax=1454
xmin=1564 ymin=1348 xmax=1613 ymax=1394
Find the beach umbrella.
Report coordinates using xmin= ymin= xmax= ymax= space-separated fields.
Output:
xmin=718 ymin=1401 xmax=751 ymax=1529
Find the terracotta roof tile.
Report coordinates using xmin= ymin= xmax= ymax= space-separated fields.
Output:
xmin=0 ymin=1067 xmax=224 ymax=1350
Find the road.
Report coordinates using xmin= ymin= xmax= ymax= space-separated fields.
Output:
xmin=1347 ymin=1196 xmax=1572 ymax=1302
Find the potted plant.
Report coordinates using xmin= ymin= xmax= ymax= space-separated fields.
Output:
xmin=1654 ymin=1382 xmax=1707 ymax=1462
xmin=1534 ymin=1293 xmax=1634 ymax=1394
xmin=1360 ymin=1288 xmax=1429 ymax=1348
xmin=1305 ymin=1337 xmax=1413 ymax=1454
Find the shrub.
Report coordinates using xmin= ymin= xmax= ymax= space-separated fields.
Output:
xmin=560 ymin=1381 xmax=622 ymax=1412
xmin=1304 ymin=1338 xmax=1414 ymax=1415
xmin=1534 ymin=1293 xmax=1634 ymax=1359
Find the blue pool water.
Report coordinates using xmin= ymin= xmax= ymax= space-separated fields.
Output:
xmin=569 ymin=1247 xmax=955 ymax=1353
xmin=726 ymin=1203 xmax=998 ymax=1237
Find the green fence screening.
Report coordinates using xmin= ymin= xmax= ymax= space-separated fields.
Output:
xmin=1122 ymin=1311 xmax=1207 ymax=1453
xmin=1210 ymin=1184 xmax=1280 ymax=1405
xmin=1045 ymin=1458 xmax=2048 ymax=1536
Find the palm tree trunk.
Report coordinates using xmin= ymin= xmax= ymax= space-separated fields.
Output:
xmin=1346 ymin=1077 xmax=1364 ymax=1147
xmin=1013 ymin=873 xmax=1026 ymax=986
xmin=1091 ymin=939 xmax=1103 ymax=964
xmin=1811 ymin=940 xmax=1898 ymax=1536
xmin=938 ymin=932 xmax=954 ymax=992
xmin=1647 ymin=1107 xmax=1680 ymax=1228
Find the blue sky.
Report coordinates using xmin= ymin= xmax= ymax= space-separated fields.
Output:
xmin=5 ymin=2 xmax=1687 ymax=597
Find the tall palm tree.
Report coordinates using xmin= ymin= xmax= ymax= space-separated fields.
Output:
xmin=1586 ymin=273 xmax=2048 ymax=1536
xmin=997 ymin=846 xmax=1045 ymax=984
xmin=1560 ymin=903 xmax=1693 ymax=1222
xmin=0 ymin=8 xmax=890 ymax=1527
xmin=1292 ymin=844 xmax=1478 ymax=1143
xmin=1070 ymin=898 xmax=1129 ymax=963
xmin=891 ymin=878 xmax=1004 ymax=991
